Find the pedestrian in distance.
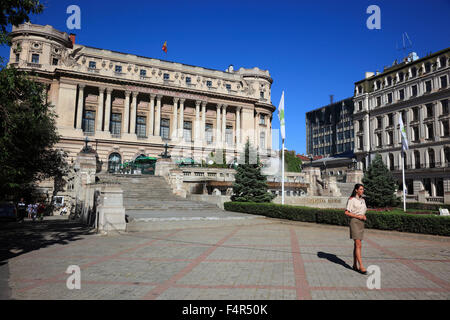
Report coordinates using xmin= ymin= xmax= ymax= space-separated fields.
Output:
xmin=344 ymin=183 xmax=368 ymax=275
xmin=27 ymin=203 xmax=33 ymax=219
xmin=17 ymin=198 xmax=26 ymax=223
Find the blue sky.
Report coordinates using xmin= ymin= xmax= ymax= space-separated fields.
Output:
xmin=1 ymin=0 xmax=449 ymax=154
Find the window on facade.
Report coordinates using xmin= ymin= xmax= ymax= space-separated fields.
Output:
xmin=136 ymin=116 xmax=146 ymax=137
xmin=411 ymin=85 xmax=418 ymax=96
xmin=428 ymin=149 xmax=435 ymax=168
xmin=387 ymin=93 xmax=393 ymax=104
xmin=226 ymin=126 xmax=233 ymax=145
xmin=442 ymin=100 xmax=449 ymax=115
xmin=389 ymin=154 xmax=394 ymax=170
xmin=399 ymin=89 xmax=404 ymax=100
xmin=377 ymin=117 xmax=382 ymax=129
xmin=31 ymin=54 xmax=39 ymax=64
xmin=345 ymin=131 xmax=351 ymax=139
xmin=358 ymin=136 xmax=363 ymax=150
xmin=160 ymin=119 xmax=170 ymax=139
xmin=425 ymin=62 xmax=431 ymax=73
xmin=388 ymin=131 xmax=393 ymax=145
xmin=186 ymin=77 xmax=191 ymax=84
xmin=205 ymin=124 xmax=213 ymax=144
xmin=388 ymin=114 xmax=394 ymax=126
xmin=206 ymin=80 xmax=212 ymax=87
xmin=183 ymin=121 xmax=192 ymax=142
xmin=376 ymin=96 xmax=381 ymax=107
xmin=260 ymin=91 xmax=265 ymax=99
xmin=52 ymin=58 xmax=58 ymax=66
xmin=110 ymin=113 xmax=121 ymax=135
xmin=358 ymin=101 xmax=363 ymax=111
xmin=427 ymin=124 xmax=434 ymax=140
xmin=413 ymin=127 xmax=419 ymax=142
xmin=260 ymin=131 xmax=266 ymax=149
xmin=140 ymin=69 xmax=147 ymax=77
xmin=414 ymin=151 xmax=420 ymax=168
xmin=115 ymin=65 xmax=122 ymax=73
xmin=82 ymin=110 xmax=95 ymax=133
xmin=226 ymin=84 xmax=231 ymax=90
xmin=15 ymin=53 xmax=20 ymax=62
xmin=398 ymin=72 xmax=404 ymax=82
xmin=377 ymin=133 xmax=382 ymax=147
xmin=426 ymin=104 xmax=433 ymax=118
xmin=411 ymin=67 xmax=417 ymax=77
xmin=387 ymin=76 xmax=392 ymax=86
xmin=89 ymin=61 xmax=96 ymax=69
xmin=259 ymin=114 xmax=265 ymax=125
xmin=413 ymin=107 xmax=419 ymax=122
xmin=163 ymin=73 xmax=170 ymax=80
xmin=439 ymin=56 xmax=447 ymax=68
xmin=442 ymin=120 xmax=449 ymax=137
xmin=425 ymin=81 xmax=432 ymax=93
xmin=440 ymin=76 xmax=448 ymax=89
xmin=358 ymin=120 xmax=363 ymax=132
xmin=376 ymin=80 xmax=381 ymax=90
xmin=402 ymin=111 xmax=406 ymax=124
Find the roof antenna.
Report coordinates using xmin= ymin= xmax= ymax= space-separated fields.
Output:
xmin=397 ymin=32 xmax=413 ymax=60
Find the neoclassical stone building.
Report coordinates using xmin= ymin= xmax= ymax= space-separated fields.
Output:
xmin=353 ymin=48 xmax=450 ymax=202
xmin=8 ymin=23 xmax=276 ymax=171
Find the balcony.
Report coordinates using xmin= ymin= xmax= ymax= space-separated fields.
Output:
xmin=27 ymin=62 xmax=41 ymax=68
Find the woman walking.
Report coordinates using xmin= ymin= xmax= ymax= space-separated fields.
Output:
xmin=345 ymin=183 xmax=368 ymax=274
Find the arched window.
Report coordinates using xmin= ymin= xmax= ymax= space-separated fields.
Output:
xmin=108 ymin=153 xmax=122 ymax=173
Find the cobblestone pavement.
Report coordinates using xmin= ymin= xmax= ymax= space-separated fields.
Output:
xmin=2 ymin=216 xmax=450 ymax=300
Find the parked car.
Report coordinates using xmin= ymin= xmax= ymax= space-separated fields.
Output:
xmin=0 ymin=202 xmax=17 ymax=222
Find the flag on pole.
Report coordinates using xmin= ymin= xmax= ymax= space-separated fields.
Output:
xmin=399 ymin=115 xmax=408 ymax=151
xmin=162 ymin=41 xmax=167 ymax=53
xmin=278 ymin=91 xmax=285 ymax=140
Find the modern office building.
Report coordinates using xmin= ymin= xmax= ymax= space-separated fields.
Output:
xmin=353 ymin=48 xmax=450 ymax=201
xmin=305 ymin=97 xmax=355 ymax=157
xmin=8 ymin=23 xmax=276 ymax=172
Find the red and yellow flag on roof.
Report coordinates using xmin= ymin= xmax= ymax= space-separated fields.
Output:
xmin=162 ymin=41 xmax=167 ymax=53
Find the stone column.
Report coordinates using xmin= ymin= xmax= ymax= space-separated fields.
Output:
xmin=434 ymin=102 xmax=440 ymax=141
xmin=154 ymin=95 xmax=162 ymax=136
xmin=363 ymin=114 xmax=370 ymax=152
xmin=96 ymin=87 xmax=105 ymax=132
xmin=76 ymin=84 xmax=85 ymax=129
xmin=195 ymin=101 xmax=201 ymax=142
xmin=104 ymin=88 xmax=112 ymax=132
xmin=419 ymin=105 xmax=425 ymax=140
xmin=130 ymin=91 xmax=138 ymax=134
xmin=172 ymin=97 xmax=179 ymax=139
xmin=222 ymin=105 xmax=227 ymax=144
xmin=201 ymin=101 xmax=207 ymax=143
xmin=236 ymin=106 xmax=241 ymax=145
xmin=255 ymin=111 xmax=260 ymax=148
xmin=216 ymin=104 xmax=221 ymax=145
xmin=148 ymin=94 xmax=155 ymax=137
xmin=178 ymin=99 xmax=185 ymax=139
xmin=123 ymin=90 xmax=131 ymax=134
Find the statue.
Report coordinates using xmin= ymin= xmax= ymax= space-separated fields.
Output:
xmin=160 ymin=143 xmax=171 ymax=159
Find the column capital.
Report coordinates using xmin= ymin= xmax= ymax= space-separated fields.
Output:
xmin=195 ymin=100 xmax=202 ymax=107
xmin=78 ymin=84 xmax=86 ymax=89
xmin=173 ymin=97 xmax=180 ymax=103
xmin=216 ymin=104 xmax=222 ymax=110
xmin=125 ymin=90 xmax=131 ymax=97
xmin=106 ymin=87 xmax=113 ymax=94
xmin=150 ymin=93 xmax=157 ymax=99
xmin=201 ymin=101 xmax=208 ymax=107
xmin=156 ymin=94 xmax=163 ymax=101
xmin=179 ymin=98 xmax=186 ymax=104
xmin=132 ymin=91 xmax=139 ymax=98
xmin=98 ymin=86 xmax=106 ymax=93
xmin=222 ymin=104 xmax=228 ymax=110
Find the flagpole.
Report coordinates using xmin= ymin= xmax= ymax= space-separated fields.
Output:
xmin=282 ymin=139 xmax=285 ymax=205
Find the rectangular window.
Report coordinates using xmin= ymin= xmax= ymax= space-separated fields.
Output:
xmin=31 ymin=54 xmax=39 ymax=64
xmin=163 ymin=73 xmax=170 ymax=80
xmin=441 ymin=76 xmax=448 ymax=89
xmin=387 ymin=93 xmax=393 ymax=104
xmin=442 ymin=100 xmax=449 ymax=115
xmin=260 ymin=131 xmax=266 ymax=149
xmin=413 ymin=107 xmax=419 ymax=121
xmin=82 ymin=110 xmax=95 ymax=133
xmin=186 ymin=77 xmax=191 ymax=84
xmin=377 ymin=133 xmax=382 ymax=147
xmin=226 ymin=126 xmax=233 ymax=145
xmin=140 ymin=69 xmax=147 ymax=77
xmin=205 ymin=123 xmax=213 ymax=144
xmin=259 ymin=114 xmax=265 ymax=125
xmin=413 ymin=127 xmax=419 ymax=142
xmin=411 ymin=85 xmax=418 ymax=96
xmin=15 ymin=53 xmax=20 ymax=62
xmin=442 ymin=120 xmax=450 ymax=137
xmin=399 ymin=89 xmax=404 ymax=100
xmin=52 ymin=58 xmax=58 ymax=66
xmin=377 ymin=117 xmax=382 ymax=129
xmin=260 ymin=91 xmax=265 ymax=99
xmin=358 ymin=136 xmax=363 ymax=150
xmin=388 ymin=114 xmax=394 ymax=126
xmin=183 ymin=121 xmax=192 ymax=142
xmin=426 ymin=103 xmax=433 ymax=118
xmin=160 ymin=118 xmax=170 ymax=139
xmin=388 ymin=131 xmax=393 ymax=145
xmin=110 ymin=113 xmax=122 ymax=135
xmin=425 ymin=80 xmax=432 ymax=93
xmin=89 ymin=61 xmax=96 ymax=69
xmin=136 ymin=116 xmax=146 ymax=137
xmin=115 ymin=65 xmax=122 ymax=73
xmin=427 ymin=124 xmax=434 ymax=140
xmin=358 ymin=101 xmax=363 ymax=110
xmin=206 ymin=80 xmax=212 ymax=87
xmin=376 ymin=96 xmax=381 ymax=107
xmin=358 ymin=120 xmax=363 ymax=132
xmin=226 ymin=84 xmax=231 ymax=90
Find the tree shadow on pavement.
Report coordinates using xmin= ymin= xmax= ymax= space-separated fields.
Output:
xmin=317 ymin=251 xmax=352 ymax=270
xmin=0 ymin=218 xmax=96 ymax=266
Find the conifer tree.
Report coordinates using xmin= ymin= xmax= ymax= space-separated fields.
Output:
xmin=362 ymin=153 xmax=399 ymax=207
xmin=231 ymin=140 xmax=275 ymax=203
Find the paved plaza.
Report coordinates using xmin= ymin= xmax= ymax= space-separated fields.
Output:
xmin=1 ymin=215 xmax=449 ymax=300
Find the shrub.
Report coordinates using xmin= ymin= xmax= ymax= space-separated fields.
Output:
xmin=224 ymin=202 xmax=450 ymax=236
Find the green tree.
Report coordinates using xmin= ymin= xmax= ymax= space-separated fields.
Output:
xmin=231 ymin=140 xmax=275 ymax=203
xmin=0 ymin=0 xmax=68 ymax=201
xmin=362 ymin=153 xmax=399 ymax=208
xmin=280 ymin=150 xmax=303 ymax=172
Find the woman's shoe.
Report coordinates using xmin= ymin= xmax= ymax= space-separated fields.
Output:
xmin=358 ymin=268 xmax=368 ymax=275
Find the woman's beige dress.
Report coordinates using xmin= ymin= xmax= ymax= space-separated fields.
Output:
xmin=346 ymin=196 xmax=367 ymax=240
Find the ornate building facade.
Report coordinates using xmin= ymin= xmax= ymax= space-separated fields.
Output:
xmin=8 ymin=23 xmax=276 ymax=171
xmin=353 ymin=48 xmax=450 ymax=201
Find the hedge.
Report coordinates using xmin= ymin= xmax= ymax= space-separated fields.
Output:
xmin=224 ymin=202 xmax=450 ymax=236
